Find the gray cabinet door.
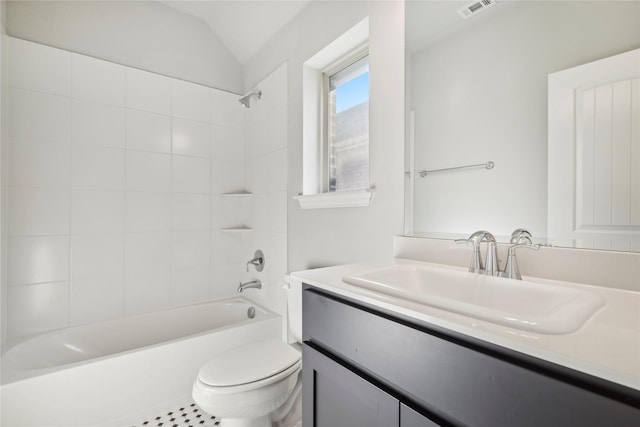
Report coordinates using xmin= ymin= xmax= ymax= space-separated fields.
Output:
xmin=302 ymin=343 xmax=400 ymax=427
xmin=400 ymin=404 xmax=441 ymax=427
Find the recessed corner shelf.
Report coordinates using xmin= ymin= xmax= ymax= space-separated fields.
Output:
xmin=218 ymin=227 xmax=253 ymax=232
xmin=220 ymin=192 xmax=253 ymax=198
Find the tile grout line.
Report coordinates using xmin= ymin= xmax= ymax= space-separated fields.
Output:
xmin=67 ymin=55 xmax=74 ymax=327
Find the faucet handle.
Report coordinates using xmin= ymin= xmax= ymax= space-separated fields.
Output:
xmin=246 ymin=249 xmax=265 ymax=272
xmin=467 ymin=230 xmax=494 ymax=243
xmin=510 ymin=228 xmax=533 ymax=244
xmin=502 ymin=243 xmax=540 ymax=280
xmin=508 ymin=242 xmax=540 ymax=255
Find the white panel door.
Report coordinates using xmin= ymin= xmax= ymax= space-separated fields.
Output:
xmin=548 ymin=48 xmax=640 ymax=249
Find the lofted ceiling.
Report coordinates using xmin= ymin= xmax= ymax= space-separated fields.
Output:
xmin=159 ymin=0 xmax=312 ymax=65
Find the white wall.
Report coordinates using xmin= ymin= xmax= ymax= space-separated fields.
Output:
xmin=4 ymin=38 xmax=246 ymax=337
xmin=410 ymin=1 xmax=640 ymax=237
xmin=6 ymin=0 xmax=242 ymax=94
xmin=244 ymin=0 xmax=405 ymax=272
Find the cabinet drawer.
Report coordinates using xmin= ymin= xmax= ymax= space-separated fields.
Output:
xmin=303 ymin=287 xmax=640 ymax=427
xmin=302 ymin=343 xmax=399 ymax=427
xmin=401 ymin=404 xmax=441 ymax=427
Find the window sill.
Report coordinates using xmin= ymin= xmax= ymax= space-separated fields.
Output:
xmin=294 ymin=188 xmax=375 ymax=209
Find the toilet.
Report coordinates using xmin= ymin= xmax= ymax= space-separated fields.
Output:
xmin=192 ymin=282 xmax=303 ymax=427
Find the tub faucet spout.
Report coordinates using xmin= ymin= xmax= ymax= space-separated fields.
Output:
xmin=238 ymin=280 xmax=262 ymax=293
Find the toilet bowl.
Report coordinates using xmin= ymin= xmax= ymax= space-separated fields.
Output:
xmin=193 ymin=339 xmax=301 ymax=427
xmin=193 ymin=280 xmax=304 ymax=427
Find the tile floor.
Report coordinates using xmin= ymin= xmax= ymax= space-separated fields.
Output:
xmin=132 ymin=402 xmax=219 ymax=427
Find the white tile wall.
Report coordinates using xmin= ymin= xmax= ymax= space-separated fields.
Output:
xmin=72 ymin=146 xmax=126 ymax=190
xmin=9 ymin=187 xmax=70 ymax=235
xmin=210 ymin=262 xmax=243 ymax=298
xmin=8 ymin=281 xmax=70 ymax=334
xmin=71 ymin=234 xmax=125 ymax=279
xmin=126 ymin=109 xmax=171 ymax=153
xmin=211 ymin=124 xmax=244 ymax=161
xmin=8 ymin=236 xmax=70 ymax=285
xmin=125 ymin=151 xmax=171 ymax=192
xmin=70 ymin=276 xmax=124 ymax=324
xmin=125 ymin=192 xmax=171 ymax=232
xmin=172 ymin=156 xmax=210 ymax=194
xmin=172 ymin=117 xmax=211 ymax=158
xmin=212 ymin=89 xmax=244 ymax=127
xmin=126 ymin=68 xmax=171 ymax=115
xmin=237 ymin=63 xmax=289 ymax=326
xmin=72 ymin=100 xmax=126 ymax=148
xmin=171 ymin=265 xmax=211 ymax=306
xmin=72 ymin=54 xmax=126 ymax=106
xmin=211 ymin=196 xmax=251 ymax=229
xmin=6 ymin=38 xmax=249 ymax=337
xmin=9 ymin=87 xmax=71 ymax=143
xmin=211 ymin=231 xmax=245 ymax=265
xmin=5 ymin=38 xmax=291 ymax=338
xmin=211 ymin=159 xmax=245 ymax=193
xmin=171 ymin=231 xmax=211 ymax=269
xmin=172 ymin=80 xmax=212 ymax=122
xmin=124 ymin=272 xmax=171 ymax=315
xmin=125 ymin=232 xmax=171 ymax=277
xmin=9 ymin=38 xmax=71 ymax=96
xmin=71 ymin=190 xmax=125 ymax=234
xmin=8 ymin=138 xmax=71 ymax=188
xmin=172 ymin=194 xmax=210 ymax=230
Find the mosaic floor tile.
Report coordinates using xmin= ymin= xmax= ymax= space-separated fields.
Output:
xmin=132 ymin=402 xmax=219 ymax=427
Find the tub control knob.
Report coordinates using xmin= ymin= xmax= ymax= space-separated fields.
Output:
xmin=246 ymin=250 xmax=265 ymax=272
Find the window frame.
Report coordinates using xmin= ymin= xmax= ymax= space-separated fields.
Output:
xmin=320 ymin=45 xmax=370 ymax=194
xmin=297 ymin=17 xmax=374 ymax=209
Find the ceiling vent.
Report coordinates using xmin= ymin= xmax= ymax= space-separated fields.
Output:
xmin=458 ymin=0 xmax=497 ymax=19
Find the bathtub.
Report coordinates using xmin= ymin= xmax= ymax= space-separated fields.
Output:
xmin=0 ymin=297 xmax=281 ymax=427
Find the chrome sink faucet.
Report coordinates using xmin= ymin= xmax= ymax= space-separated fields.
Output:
xmin=458 ymin=229 xmax=541 ymax=280
xmin=456 ymin=231 xmax=498 ymax=276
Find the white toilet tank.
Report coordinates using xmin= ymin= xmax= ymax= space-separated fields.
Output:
xmin=286 ymin=277 xmax=304 ymax=344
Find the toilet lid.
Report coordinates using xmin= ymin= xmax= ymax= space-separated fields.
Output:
xmin=198 ymin=339 xmax=301 ymax=387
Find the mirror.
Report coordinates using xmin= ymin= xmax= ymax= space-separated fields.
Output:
xmin=405 ymin=0 xmax=640 ymax=251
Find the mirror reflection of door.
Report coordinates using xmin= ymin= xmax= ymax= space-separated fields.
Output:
xmin=548 ymin=48 xmax=640 ymax=251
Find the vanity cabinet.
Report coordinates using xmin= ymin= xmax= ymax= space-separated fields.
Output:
xmin=302 ymin=286 xmax=640 ymax=427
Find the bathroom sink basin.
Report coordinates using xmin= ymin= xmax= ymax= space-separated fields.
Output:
xmin=343 ymin=264 xmax=606 ymax=334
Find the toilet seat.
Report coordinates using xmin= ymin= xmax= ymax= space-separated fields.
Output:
xmin=196 ymin=339 xmax=301 ymax=394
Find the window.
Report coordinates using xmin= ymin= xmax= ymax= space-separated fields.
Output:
xmin=299 ymin=17 xmax=374 ymax=209
xmin=324 ymin=53 xmax=370 ymax=192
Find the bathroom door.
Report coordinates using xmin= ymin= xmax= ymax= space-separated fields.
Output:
xmin=548 ymin=48 xmax=640 ymax=250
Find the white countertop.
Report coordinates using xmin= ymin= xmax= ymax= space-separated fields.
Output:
xmin=290 ymin=258 xmax=640 ymax=391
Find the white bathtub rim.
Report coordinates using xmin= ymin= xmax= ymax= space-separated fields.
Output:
xmin=1 ymin=296 xmax=278 ymax=385
xmin=1 ymin=314 xmax=283 ymax=427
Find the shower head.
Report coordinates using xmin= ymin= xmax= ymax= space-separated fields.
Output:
xmin=239 ymin=96 xmax=250 ymax=108
xmin=239 ymin=90 xmax=262 ymax=108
